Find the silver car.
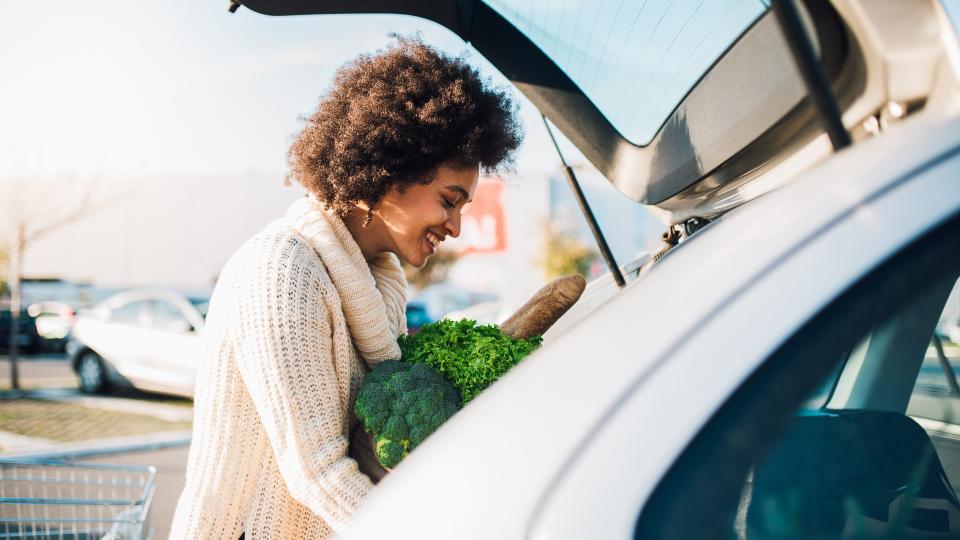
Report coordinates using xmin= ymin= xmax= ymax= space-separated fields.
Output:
xmin=67 ymin=289 xmax=207 ymax=397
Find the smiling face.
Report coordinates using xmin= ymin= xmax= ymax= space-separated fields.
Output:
xmin=371 ymin=164 xmax=480 ymax=267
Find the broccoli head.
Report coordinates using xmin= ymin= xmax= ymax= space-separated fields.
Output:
xmin=373 ymin=436 xmax=407 ymax=469
xmin=355 ymin=360 xmax=461 ymax=468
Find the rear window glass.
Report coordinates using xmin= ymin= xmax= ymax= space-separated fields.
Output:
xmin=483 ymin=0 xmax=768 ymax=145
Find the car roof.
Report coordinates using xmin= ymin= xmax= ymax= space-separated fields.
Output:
xmin=342 ymin=113 xmax=960 ymax=537
xmin=97 ymin=288 xmax=192 ymax=309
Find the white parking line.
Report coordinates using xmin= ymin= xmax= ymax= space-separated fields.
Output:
xmin=0 ymin=430 xmax=192 ymax=461
xmin=0 ymin=430 xmax=57 ymax=452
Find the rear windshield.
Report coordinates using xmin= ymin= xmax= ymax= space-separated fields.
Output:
xmin=483 ymin=0 xmax=768 ymax=145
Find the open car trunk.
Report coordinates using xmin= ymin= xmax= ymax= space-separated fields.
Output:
xmin=235 ymin=1 xmax=861 ymax=216
xmin=232 ymin=0 xmax=960 ymax=300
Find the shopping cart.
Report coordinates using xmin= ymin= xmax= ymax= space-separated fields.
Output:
xmin=0 ymin=461 xmax=156 ymax=540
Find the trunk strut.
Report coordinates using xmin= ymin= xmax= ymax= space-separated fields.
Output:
xmin=543 ymin=116 xmax=626 ymax=288
xmin=771 ymin=0 xmax=851 ymax=151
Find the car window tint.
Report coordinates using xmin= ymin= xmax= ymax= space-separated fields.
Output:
xmin=798 ymin=358 xmax=846 ymax=409
xmin=938 ymin=279 xmax=960 ymax=345
xmin=741 ymin=306 xmax=960 ymax=539
xmin=151 ymin=300 xmax=191 ymax=333
xmin=907 ymin=278 xmax=960 ymax=439
xmin=636 ymin=216 xmax=960 ymax=539
xmin=910 ymin=334 xmax=960 ymax=397
xmin=482 ymin=0 xmax=767 ymax=144
xmin=109 ymin=300 xmax=151 ymax=327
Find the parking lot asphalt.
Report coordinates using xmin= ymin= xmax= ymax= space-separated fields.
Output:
xmin=1 ymin=354 xmax=193 ymax=444
xmin=75 ymin=444 xmax=190 ymax=540
xmin=0 ymin=354 xmax=79 ymax=390
xmin=1 ymin=354 xmax=193 ymax=538
xmin=0 ymin=397 xmax=192 ymax=450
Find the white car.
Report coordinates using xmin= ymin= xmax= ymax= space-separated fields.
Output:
xmin=67 ymin=289 xmax=207 ymax=397
xmin=239 ymin=0 xmax=960 ymax=537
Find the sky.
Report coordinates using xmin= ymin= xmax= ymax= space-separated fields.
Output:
xmin=0 ymin=0 xmax=563 ymax=180
xmin=3 ymin=1 xmax=960 ymax=180
xmin=0 ymin=0 xmax=591 ymax=291
xmin=2 ymin=1 xmax=959 ymax=291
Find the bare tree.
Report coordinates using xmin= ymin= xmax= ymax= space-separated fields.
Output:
xmin=0 ymin=246 xmax=8 ymax=297
xmin=2 ymin=177 xmax=114 ymax=390
xmin=536 ymin=221 xmax=598 ymax=281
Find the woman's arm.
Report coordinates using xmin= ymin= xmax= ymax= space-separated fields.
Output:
xmin=232 ymin=232 xmax=372 ymax=531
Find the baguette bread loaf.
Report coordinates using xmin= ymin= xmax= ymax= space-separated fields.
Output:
xmin=499 ymin=274 xmax=586 ymax=340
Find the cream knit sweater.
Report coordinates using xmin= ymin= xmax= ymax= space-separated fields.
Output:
xmin=170 ymin=196 xmax=407 ymax=539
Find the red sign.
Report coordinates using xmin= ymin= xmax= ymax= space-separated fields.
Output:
xmin=455 ymin=179 xmax=507 ymax=255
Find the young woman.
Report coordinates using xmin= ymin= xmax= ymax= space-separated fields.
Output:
xmin=170 ymin=37 xmax=522 ymax=539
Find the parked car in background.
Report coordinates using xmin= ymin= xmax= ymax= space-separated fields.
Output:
xmin=413 ymin=284 xmax=496 ymax=317
xmin=405 ymin=302 xmax=433 ymax=334
xmin=0 ymin=304 xmax=41 ymax=354
xmin=443 ymin=300 xmax=507 ymax=326
xmin=67 ymin=289 xmax=207 ymax=397
xmin=26 ymin=301 xmax=76 ymax=353
xmin=240 ymin=0 xmax=960 ymax=538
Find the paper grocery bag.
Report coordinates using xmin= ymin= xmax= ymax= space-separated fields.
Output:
xmin=349 ymin=424 xmax=389 ymax=484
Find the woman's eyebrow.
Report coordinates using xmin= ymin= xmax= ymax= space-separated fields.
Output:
xmin=445 ymin=185 xmax=472 ymax=204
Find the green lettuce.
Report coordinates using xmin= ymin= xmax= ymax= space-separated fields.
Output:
xmin=398 ymin=318 xmax=542 ymax=404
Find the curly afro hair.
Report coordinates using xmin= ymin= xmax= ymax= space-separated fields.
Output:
xmin=287 ymin=35 xmax=523 ymax=220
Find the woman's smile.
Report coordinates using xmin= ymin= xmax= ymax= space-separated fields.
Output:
xmin=351 ymin=163 xmax=478 ymax=268
xmin=424 ymin=230 xmax=444 ymax=255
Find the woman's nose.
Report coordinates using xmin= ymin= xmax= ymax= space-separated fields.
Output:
xmin=444 ymin=210 xmax=461 ymax=238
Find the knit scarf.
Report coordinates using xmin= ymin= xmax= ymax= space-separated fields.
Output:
xmin=286 ymin=196 xmax=407 ymax=365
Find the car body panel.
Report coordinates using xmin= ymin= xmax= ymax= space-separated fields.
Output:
xmin=0 ymin=307 xmax=41 ymax=353
xmin=342 ymin=115 xmax=960 ymax=538
xmin=530 ymin=129 xmax=960 ymax=539
xmin=125 ymin=326 xmax=199 ymax=395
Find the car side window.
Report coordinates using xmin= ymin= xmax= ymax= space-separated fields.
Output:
xmin=109 ymin=300 xmax=151 ymax=327
xmin=636 ymin=215 xmax=960 ymax=539
xmin=150 ymin=301 xmax=192 ymax=333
